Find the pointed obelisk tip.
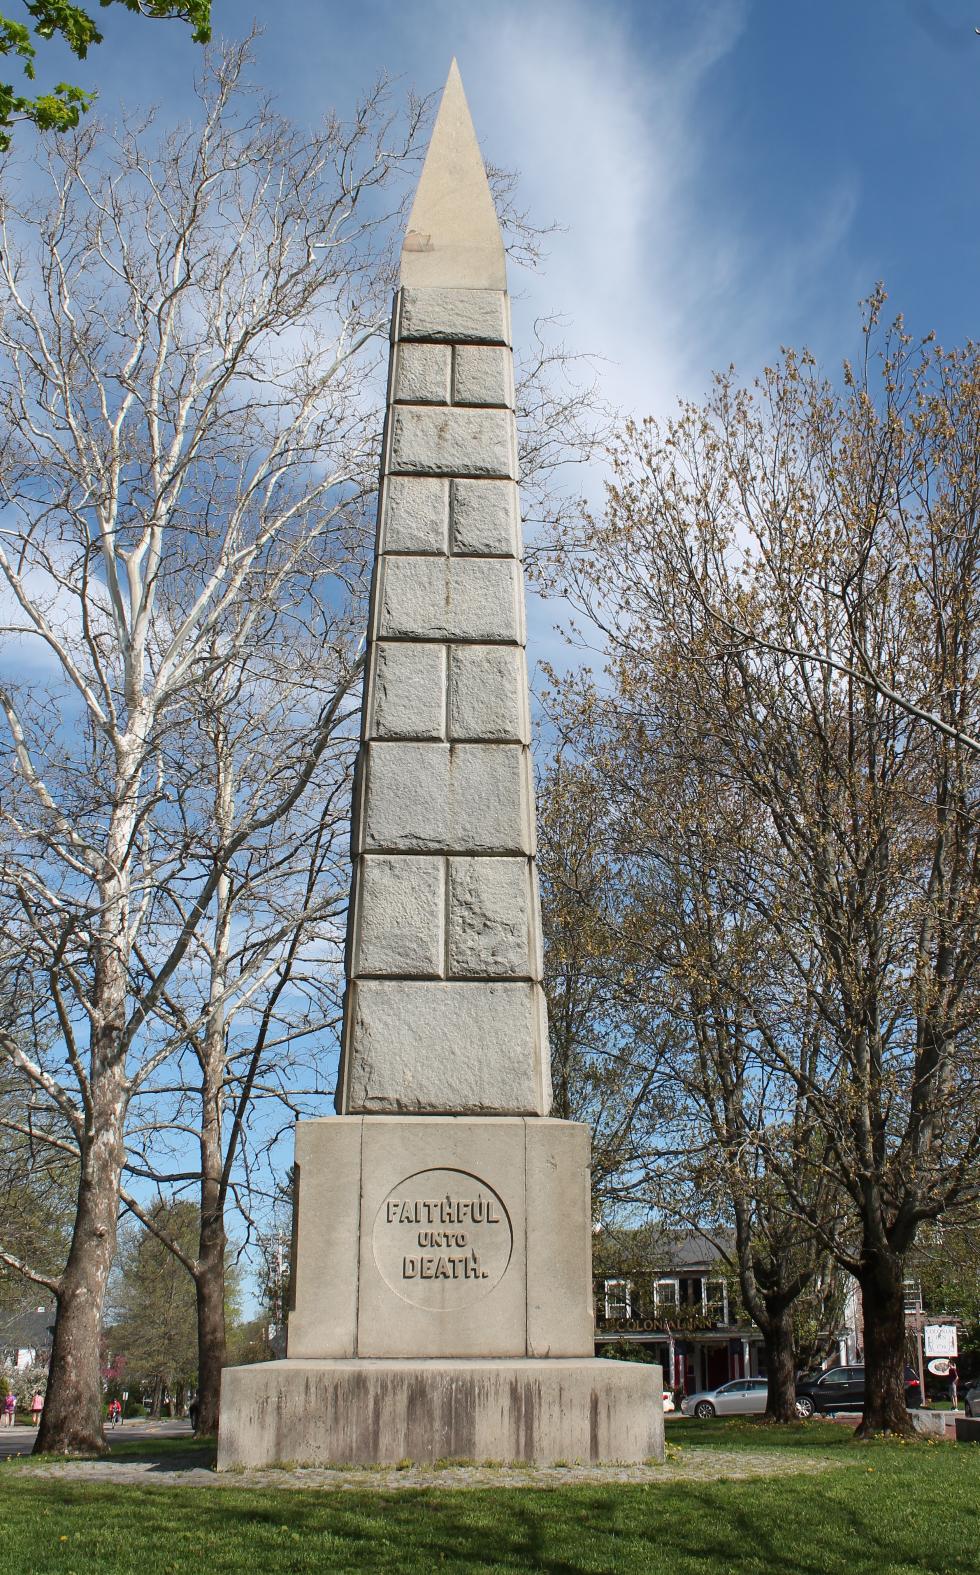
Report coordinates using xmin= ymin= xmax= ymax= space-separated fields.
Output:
xmin=401 ymin=60 xmax=506 ymax=289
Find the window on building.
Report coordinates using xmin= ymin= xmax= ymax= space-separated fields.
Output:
xmin=653 ymin=1278 xmax=679 ymax=1311
xmin=903 ymin=1279 xmax=923 ymax=1315
xmin=704 ymin=1278 xmax=729 ymax=1323
xmin=604 ymin=1279 xmax=632 ymax=1320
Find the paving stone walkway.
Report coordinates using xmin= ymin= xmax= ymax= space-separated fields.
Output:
xmin=8 ymin=1447 xmax=837 ymax=1493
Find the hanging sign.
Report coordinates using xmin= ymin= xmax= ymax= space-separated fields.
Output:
xmin=927 ymin=1358 xmax=950 ymax=1377
xmin=923 ymin=1324 xmax=958 ymax=1358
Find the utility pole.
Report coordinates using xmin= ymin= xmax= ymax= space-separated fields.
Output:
xmin=904 ymin=1279 xmax=926 ymax=1403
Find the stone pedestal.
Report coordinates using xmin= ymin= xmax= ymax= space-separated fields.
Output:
xmin=219 ymin=1114 xmax=665 ymax=1468
xmin=287 ymin=1116 xmax=594 ymax=1361
xmin=218 ymin=1359 xmax=664 ymax=1468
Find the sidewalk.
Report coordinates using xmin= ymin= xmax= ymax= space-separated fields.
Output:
xmin=0 ymin=1417 xmax=192 ymax=1461
xmin=0 ymin=1424 xmax=40 ymax=1461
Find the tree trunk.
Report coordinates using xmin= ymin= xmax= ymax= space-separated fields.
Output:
xmin=35 ymin=764 xmax=139 ymax=1457
xmin=35 ymin=1072 xmax=126 ymax=1456
xmin=194 ymin=1171 xmax=227 ymax=1435
xmin=762 ymin=1301 xmax=798 ymax=1422
xmin=856 ymin=1244 xmax=915 ymax=1438
xmin=193 ymin=931 xmax=229 ymax=1436
xmin=149 ymin=1376 xmax=162 ymax=1418
xmin=731 ymin=1206 xmax=807 ymax=1426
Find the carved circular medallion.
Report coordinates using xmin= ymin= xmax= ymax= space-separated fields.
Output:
xmin=373 ymin=1167 xmax=513 ymax=1309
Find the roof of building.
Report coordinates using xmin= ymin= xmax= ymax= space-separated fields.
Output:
xmin=594 ymin=1227 xmax=733 ymax=1275
xmin=0 ymin=1305 xmax=56 ymax=1352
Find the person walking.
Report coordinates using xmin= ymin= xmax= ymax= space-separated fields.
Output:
xmin=948 ymin=1360 xmax=960 ymax=1409
xmin=3 ymin=1390 xmax=15 ymax=1427
xmin=30 ymin=1391 xmax=43 ymax=1427
xmin=108 ymin=1398 xmax=122 ymax=1428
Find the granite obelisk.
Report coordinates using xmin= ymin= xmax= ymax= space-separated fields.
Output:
xmin=218 ymin=64 xmax=663 ymax=1468
xmin=337 ymin=60 xmax=550 ymax=1121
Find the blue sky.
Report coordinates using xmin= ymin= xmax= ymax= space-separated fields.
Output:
xmin=37 ymin=0 xmax=980 ymax=425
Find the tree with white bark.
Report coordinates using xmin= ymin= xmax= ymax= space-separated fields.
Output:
xmin=0 ymin=41 xmax=426 ymax=1454
xmin=119 ymin=645 xmax=358 ymax=1433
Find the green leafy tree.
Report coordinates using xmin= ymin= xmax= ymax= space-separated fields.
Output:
xmin=0 ymin=2 xmax=210 ymax=149
xmin=108 ymin=1200 xmax=200 ymax=1415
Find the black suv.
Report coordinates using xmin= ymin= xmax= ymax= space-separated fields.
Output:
xmin=795 ymin=1365 xmax=921 ymax=1417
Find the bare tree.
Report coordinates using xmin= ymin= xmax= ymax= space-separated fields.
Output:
xmin=618 ymin=735 xmax=842 ymax=1422
xmin=0 ymin=42 xmax=427 ymax=1453
xmin=673 ymin=293 xmax=980 ymax=762
xmin=538 ymin=678 xmax=844 ymax=1420
xmin=115 ymin=637 xmax=358 ymax=1433
xmin=543 ymin=305 xmax=980 ymax=1435
xmin=0 ymin=968 xmax=76 ymax=1317
xmin=536 ymin=748 xmax=666 ymax=1204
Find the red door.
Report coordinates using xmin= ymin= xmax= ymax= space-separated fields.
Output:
xmin=705 ymin=1347 xmax=729 ymax=1389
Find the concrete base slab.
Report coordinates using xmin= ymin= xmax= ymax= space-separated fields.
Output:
xmin=218 ymin=1358 xmax=664 ymax=1469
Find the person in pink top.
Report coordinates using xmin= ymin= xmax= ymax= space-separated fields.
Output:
xmin=30 ymin=1392 xmax=44 ymax=1426
xmin=2 ymin=1390 xmax=15 ymax=1427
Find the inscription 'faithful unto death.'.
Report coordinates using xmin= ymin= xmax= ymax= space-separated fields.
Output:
xmin=373 ymin=1167 xmax=512 ymax=1309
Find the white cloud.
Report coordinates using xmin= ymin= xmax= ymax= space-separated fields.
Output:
xmin=448 ymin=0 xmax=863 ymax=423
xmin=450 ymin=0 xmax=747 ymax=422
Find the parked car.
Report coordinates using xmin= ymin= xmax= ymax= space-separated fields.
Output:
xmin=794 ymin=1365 xmax=921 ymax=1417
xmin=965 ymin=1383 xmax=980 ymax=1419
xmin=680 ymin=1378 xmax=769 ymax=1419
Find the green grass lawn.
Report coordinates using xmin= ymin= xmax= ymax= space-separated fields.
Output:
xmin=0 ymin=1419 xmax=976 ymax=1574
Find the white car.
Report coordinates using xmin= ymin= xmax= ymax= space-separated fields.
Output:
xmin=680 ymin=1378 xmax=768 ymax=1419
